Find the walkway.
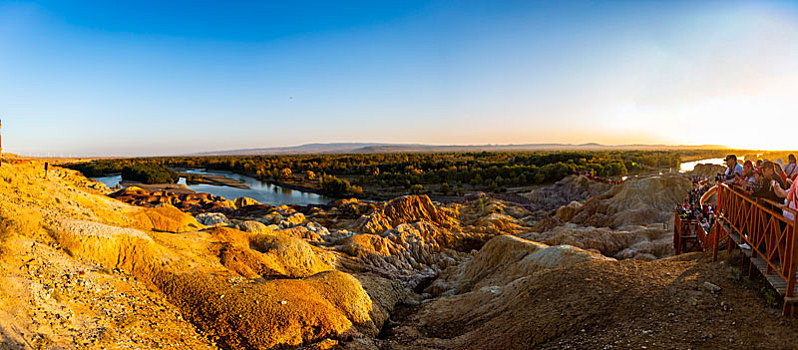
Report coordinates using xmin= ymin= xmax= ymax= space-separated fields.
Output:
xmin=675 ymin=183 xmax=798 ymax=316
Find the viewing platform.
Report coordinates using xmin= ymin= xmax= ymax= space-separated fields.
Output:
xmin=675 ymin=183 xmax=798 ymax=316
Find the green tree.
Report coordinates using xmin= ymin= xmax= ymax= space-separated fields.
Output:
xmin=280 ymin=168 xmax=293 ymax=180
xmin=319 ymin=175 xmax=354 ymax=197
xmin=121 ymin=164 xmax=179 ymax=184
xmin=440 ymin=182 xmax=451 ymax=195
xmin=305 ymin=170 xmax=316 ymax=181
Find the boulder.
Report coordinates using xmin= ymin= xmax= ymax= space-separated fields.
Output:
xmin=274 ymin=226 xmax=323 ymax=243
xmin=555 ymin=201 xmax=583 ymax=222
xmin=473 ymin=213 xmax=524 ymax=233
xmin=234 ymin=196 xmax=261 ymax=208
xmin=196 ymin=212 xmax=232 ymax=227
xmin=333 ymin=198 xmax=378 ymax=218
xmin=281 ymin=212 xmax=306 ymax=227
xmin=306 ymin=221 xmax=331 ymax=237
xmin=250 ymin=234 xmax=334 ymax=277
xmin=239 ymin=220 xmax=275 ymax=235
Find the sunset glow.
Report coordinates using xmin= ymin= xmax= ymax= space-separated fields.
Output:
xmin=1 ymin=1 xmax=798 ymax=155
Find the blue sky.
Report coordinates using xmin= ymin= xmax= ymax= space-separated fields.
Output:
xmin=2 ymin=1 xmax=798 ymax=156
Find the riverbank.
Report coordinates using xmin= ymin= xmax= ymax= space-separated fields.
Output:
xmin=95 ymin=169 xmax=332 ymax=206
xmin=118 ymin=181 xmax=196 ymax=194
xmin=182 ymin=173 xmax=250 ymax=189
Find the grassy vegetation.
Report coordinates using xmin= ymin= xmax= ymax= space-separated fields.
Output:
xmin=120 ymin=164 xmax=180 ymax=184
xmin=66 ymin=150 xmax=694 ymax=197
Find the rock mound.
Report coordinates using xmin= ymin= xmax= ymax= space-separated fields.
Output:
xmin=196 ymin=212 xmax=232 ymax=227
xmin=160 ymin=270 xmax=380 ymax=349
xmin=52 ymin=216 xmax=376 ymax=349
xmin=354 ymin=195 xmax=458 ymax=234
xmin=523 ymin=175 xmax=613 ymax=213
xmin=457 ymin=196 xmax=533 ymax=235
xmin=341 ymin=234 xmax=401 ymax=257
xmin=383 ymin=258 xmax=798 ymax=350
xmin=337 ymin=222 xmax=476 ymax=288
xmin=110 ymin=187 xmax=237 ymax=214
xmin=272 ymin=225 xmax=324 ymax=242
xmin=130 ymin=205 xmax=206 ymax=233
xmin=250 ymin=234 xmax=335 ymax=278
xmin=427 ymin=235 xmax=611 ymax=296
xmin=334 ymin=196 xmax=524 ymax=289
xmin=234 ymin=196 xmax=261 ymax=208
xmin=691 ymin=163 xmax=726 ymax=178
xmin=523 ymin=224 xmax=672 ymax=260
xmin=473 ymin=213 xmax=525 ymax=232
xmin=555 ymin=201 xmax=583 ymax=221
xmin=239 ymin=220 xmax=276 ymax=235
xmin=567 ymin=174 xmax=691 ymax=228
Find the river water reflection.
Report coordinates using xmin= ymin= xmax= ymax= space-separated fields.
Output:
xmin=679 ymin=158 xmax=726 ymax=173
xmin=92 ymin=169 xmax=333 ymax=206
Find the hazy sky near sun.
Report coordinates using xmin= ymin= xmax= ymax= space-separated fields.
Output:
xmin=2 ymin=1 xmax=798 ymax=156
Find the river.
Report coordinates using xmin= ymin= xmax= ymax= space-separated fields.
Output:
xmin=679 ymin=158 xmax=726 ymax=172
xmin=92 ymin=169 xmax=333 ymax=206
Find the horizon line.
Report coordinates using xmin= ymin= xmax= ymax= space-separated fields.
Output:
xmin=0 ymin=141 xmax=744 ymax=158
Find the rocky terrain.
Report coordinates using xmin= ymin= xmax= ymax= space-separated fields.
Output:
xmin=1 ymin=160 xmax=797 ymax=349
xmin=691 ymin=163 xmax=727 ymax=178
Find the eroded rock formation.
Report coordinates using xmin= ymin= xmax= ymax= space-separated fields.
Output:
xmin=4 ymin=161 xmax=773 ymax=350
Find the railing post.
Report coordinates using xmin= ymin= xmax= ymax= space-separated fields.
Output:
xmin=713 ymin=185 xmax=722 ymax=261
xmin=673 ymin=210 xmax=682 ymax=255
xmin=782 ymin=218 xmax=798 ymax=316
xmin=712 ymin=223 xmax=720 ymax=261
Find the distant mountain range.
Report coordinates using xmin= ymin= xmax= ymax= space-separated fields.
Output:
xmin=193 ymin=143 xmax=729 ymax=156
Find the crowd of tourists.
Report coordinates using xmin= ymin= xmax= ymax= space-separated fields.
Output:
xmin=676 ymin=153 xmax=798 ymax=230
xmin=573 ymin=170 xmax=625 ymax=185
xmin=678 ymin=177 xmax=716 ymax=232
xmin=721 ymin=154 xmax=798 ymax=220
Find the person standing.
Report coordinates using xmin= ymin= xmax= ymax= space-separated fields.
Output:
xmin=753 ymin=161 xmax=787 ymax=205
xmin=785 ymin=154 xmax=798 ymax=180
xmin=733 ymin=160 xmax=757 ymax=193
xmin=722 ymin=155 xmax=743 ymax=184
xmin=775 ymin=159 xmax=788 ymax=185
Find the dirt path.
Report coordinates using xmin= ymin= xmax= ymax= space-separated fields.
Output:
xmin=379 ymin=252 xmax=798 ymax=349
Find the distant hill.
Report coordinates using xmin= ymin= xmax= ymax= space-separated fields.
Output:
xmin=193 ymin=143 xmax=729 ymax=156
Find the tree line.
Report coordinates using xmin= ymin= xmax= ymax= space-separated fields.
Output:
xmin=67 ymin=151 xmax=683 ymax=196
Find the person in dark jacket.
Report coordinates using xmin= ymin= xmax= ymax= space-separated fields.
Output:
xmin=751 ymin=161 xmax=786 ymax=205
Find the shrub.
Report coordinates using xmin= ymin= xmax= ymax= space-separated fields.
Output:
xmin=121 ymin=164 xmax=179 ymax=184
xmin=319 ymin=175 xmax=354 ymax=197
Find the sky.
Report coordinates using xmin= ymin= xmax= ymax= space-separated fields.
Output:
xmin=2 ymin=0 xmax=798 ymax=156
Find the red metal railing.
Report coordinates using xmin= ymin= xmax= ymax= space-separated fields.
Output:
xmin=673 ymin=213 xmax=712 ymax=255
xmin=715 ymin=183 xmax=798 ymax=308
